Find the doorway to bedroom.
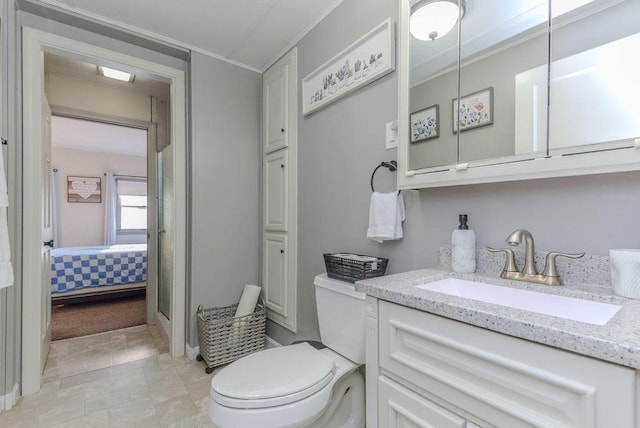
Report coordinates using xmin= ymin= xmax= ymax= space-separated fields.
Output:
xmin=22 ymin=27 xmax=187 ymax=395
xmin=50 ymin=117 xmax=149 ymax=340
xmin=44 ymin=51 xmax=171 ymax=342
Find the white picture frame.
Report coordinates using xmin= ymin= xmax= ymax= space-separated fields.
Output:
xmin=302 ymin=18 xmax=395 ymax=116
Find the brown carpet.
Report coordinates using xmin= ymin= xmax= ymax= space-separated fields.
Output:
xmin=52 ymin=295 xmax=147 ymax=341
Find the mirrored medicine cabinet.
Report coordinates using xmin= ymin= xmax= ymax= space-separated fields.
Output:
xmin=397 ymin=0 xmax=640 ymax=189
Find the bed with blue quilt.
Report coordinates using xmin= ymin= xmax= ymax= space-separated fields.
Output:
xmin=50 ymin=244 xmax=147 ymax=303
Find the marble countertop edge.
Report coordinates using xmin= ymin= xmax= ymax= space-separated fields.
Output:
xmin=355 ymin=268 xmax=640 ymax=370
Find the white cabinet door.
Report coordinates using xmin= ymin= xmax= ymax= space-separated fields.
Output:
xmin=263 ymin=233 xmax=288 ymax=321
xmin=263 ymin=50 xmax=296 ymax=154
xmin=263 ymin=150 xmax=288 ymax=232
xmin=262 ymin=48 xmax=297 ymax=333
xmin=263 ymin=66 xmax=286 ymax=153
xmin=379 ymin=376 xmax=467 ymax=428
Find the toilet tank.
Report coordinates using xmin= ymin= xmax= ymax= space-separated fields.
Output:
xmin=314 ymin=274 xmax=366 ymax=364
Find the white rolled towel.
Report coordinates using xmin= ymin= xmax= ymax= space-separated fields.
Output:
xmin=235 ymin=284 xmax=261 ymax=318
xmin=230 ymin=285 xmax=262 ymax=344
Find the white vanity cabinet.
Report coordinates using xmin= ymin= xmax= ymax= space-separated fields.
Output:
xmin=366 ymin=298 xmax=638 ymax=428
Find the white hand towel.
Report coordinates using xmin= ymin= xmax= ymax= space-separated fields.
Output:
xmin=367 ymin=191 xmax=405 ymax=243
xmin=333 ymin=253 xmax=379 ymax=262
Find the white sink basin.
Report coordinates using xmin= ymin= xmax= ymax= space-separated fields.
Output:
xmin=415 ymin=278 xmax=621 ymax=325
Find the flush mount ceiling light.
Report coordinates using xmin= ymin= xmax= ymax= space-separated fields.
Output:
xmin=98 ymin=66 xmax=135 ymax=83
xmin=410 ymin=0 xmax=466 ymax=41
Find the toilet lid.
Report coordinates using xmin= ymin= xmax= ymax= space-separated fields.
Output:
xmin=211 ymin=343 xmax=335 ymax=405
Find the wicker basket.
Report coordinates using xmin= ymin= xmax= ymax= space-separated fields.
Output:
xmin=323 ymin=253 xmax=389 ymax=283
xmin=196 ymin=298 xmax=266 ymax=373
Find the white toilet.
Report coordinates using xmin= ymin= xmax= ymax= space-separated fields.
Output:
xmin=208 ymin=274 xmax=366 ymax=428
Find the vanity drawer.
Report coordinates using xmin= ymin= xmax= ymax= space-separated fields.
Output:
xmin=378 ymin=376 xmax=468 ymax=428
xmin=378 ymin=300 xmax=635 ymax=428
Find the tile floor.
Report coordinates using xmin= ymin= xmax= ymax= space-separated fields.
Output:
xmin=0 ymin=325 xmax=218 ymax=427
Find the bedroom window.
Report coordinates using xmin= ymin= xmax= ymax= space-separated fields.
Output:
xmin=116 ymin=178 xmax=147 ymax=234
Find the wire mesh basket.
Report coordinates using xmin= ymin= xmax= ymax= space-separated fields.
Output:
xmin=323 ymin=253 xmax=389 ymax=283
xmin=196 ymin=297 xmax=266 ymax=373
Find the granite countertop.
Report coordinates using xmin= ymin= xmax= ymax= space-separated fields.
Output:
xmin=355 ymin=268 xmax=640 ymax=370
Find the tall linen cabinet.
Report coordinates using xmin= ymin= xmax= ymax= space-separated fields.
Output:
xmin=262 ymin=48 xmax=298 ymax=332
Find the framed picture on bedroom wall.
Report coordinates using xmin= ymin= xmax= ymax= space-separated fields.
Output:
xmin=67 ymin=176 xmax=102 ymax=203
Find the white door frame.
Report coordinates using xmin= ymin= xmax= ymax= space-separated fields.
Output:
xmin=22 ymin=27 xmax=187 ymax=395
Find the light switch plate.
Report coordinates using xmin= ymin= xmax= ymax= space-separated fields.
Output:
xmin=385 ymin=120 xmax=398 ymax=149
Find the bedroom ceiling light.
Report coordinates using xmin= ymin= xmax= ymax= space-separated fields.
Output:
xmin=410 ymin=0 xmax=466 ymax=41
xmin=98 ymin=66 xmax=135 ymax=83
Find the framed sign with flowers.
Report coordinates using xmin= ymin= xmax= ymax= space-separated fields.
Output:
xmin=410 ymin=104 xmax=439 ymax=143
xmin=302 ymin=18 xmax=395 ymax=115
xmin=453 ymin=87 xmax=494 ymax=133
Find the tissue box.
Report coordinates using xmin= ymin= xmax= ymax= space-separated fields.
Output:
xmin=610 ymin=249 xmax=640 ymax=299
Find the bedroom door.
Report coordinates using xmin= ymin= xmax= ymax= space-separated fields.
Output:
xmin=40 ymin=98 xmax=53 ymax=371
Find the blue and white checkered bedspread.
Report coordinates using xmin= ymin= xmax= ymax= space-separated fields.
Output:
xmin=50 ymin=245 xmax=147 ymax=294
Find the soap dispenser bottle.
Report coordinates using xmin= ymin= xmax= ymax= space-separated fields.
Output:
xmin=452 ymin=214 xmax=476 ymax=273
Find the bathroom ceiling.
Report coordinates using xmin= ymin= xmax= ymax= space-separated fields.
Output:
xmin=40 ymin=0 xmax=345 ymax=71
xmin=45 ymin=53 xmax=171 ymax=98
xmin=52 ymin=116 xmax=148 ymax=157
xmin=45 ymin=53 xmax=160 ymax=158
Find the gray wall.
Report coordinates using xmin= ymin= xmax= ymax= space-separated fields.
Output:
xmin=188 ymin=52 xmax=261 ymax=346
xmin=267 ymin=0 xmax=640 ymax=345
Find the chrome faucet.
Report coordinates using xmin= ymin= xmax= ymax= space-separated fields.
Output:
xmin=488 ymin=229 xmax=585 ymax=286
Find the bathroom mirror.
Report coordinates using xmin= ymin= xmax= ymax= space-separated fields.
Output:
xmin=457 ymin=1 xmax=549 ymax=165
xmin=407 ymin=0 xmax=459 ymax=169
xmin=547 ymin=0 xmax=640 ymax=154
xmin=398 ymin=0 xmax=640 ymax=189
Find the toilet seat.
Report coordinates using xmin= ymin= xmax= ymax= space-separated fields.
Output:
xmin=209 ymin=346 xmax=363 ymax=428
xmin=211 ymin=343 xmax=336 ymax=409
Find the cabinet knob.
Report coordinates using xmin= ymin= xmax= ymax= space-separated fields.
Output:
xmin=281 ymin=164 xmax=285 ymax=169
xmin=280 ymin=249 xmax=285 ymax=254
xmin=281 ymin=128 xmax=285 ymax=133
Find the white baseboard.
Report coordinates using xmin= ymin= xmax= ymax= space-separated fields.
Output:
xmin=1 ymin=383 xmax=19 ymax=412
xmin=265 ymin=336 xmax=282 ymax=349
